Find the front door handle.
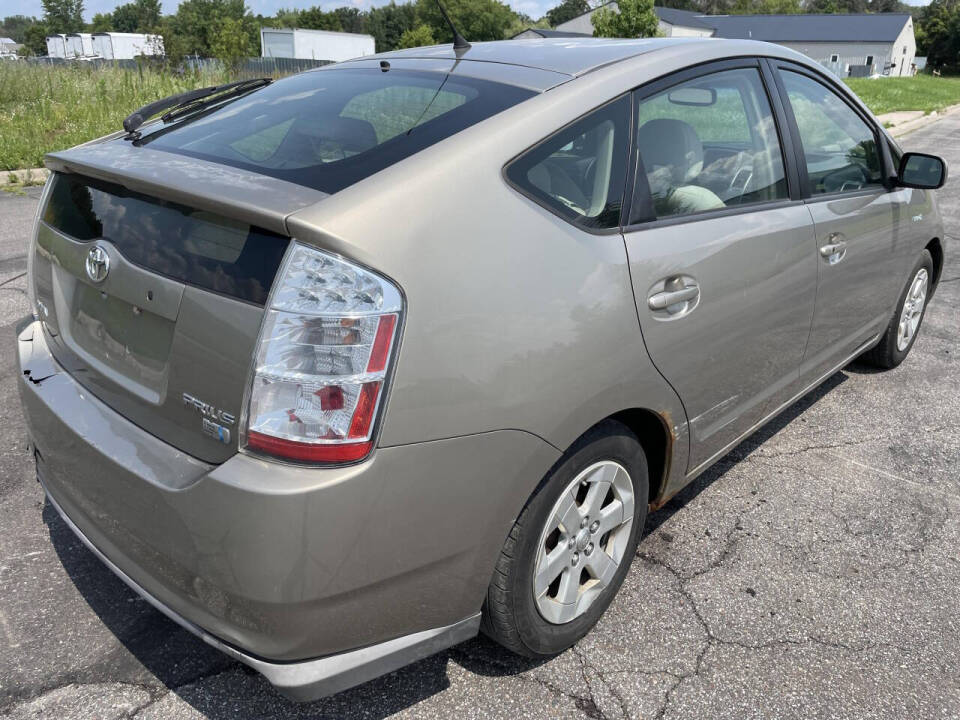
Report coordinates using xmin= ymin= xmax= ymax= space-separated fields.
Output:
xmin=819 ymin=241 xmax=847 ymax=257
xmin=648 ymin=284 xmax=700 ymax=310
xmin=819 ymin=234 xmax=848 ymax=264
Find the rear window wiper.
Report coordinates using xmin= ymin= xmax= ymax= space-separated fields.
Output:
xmin=122 ymin=78 xmax=272 ymax=139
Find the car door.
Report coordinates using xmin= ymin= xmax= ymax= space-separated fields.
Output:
xmin=622 ymin=59 xmax=818 ymax=473
xmin=768 ymin=61 xmax=905 ymax=380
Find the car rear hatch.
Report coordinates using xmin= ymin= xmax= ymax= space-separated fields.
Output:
xmin=32 ymin=65 xmax=540 ymax=464
xmin=34 ymin=143 xmax=327 ymax=463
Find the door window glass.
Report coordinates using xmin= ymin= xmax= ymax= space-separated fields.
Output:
xmin=635 ymin=68 xmax=788 ymax=219
xmin=505 ymin=95 xmax=630 ymax=230
xmin=781 ymin=70 xmax=882 ymax=195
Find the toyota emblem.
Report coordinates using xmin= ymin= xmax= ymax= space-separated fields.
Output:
xmin=85 ymin=245 xmax=110 ymax=283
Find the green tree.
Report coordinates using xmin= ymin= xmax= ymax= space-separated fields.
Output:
xmin=367 ymin=2 xmax=418 ymax=51
xmin=398 ymin=22 xmax=435 ymax=47
xmin=297 ymin=6 xmax=342 ymax=30
xmin=332 ymin=6 xmax=366 ymax=33
xmin=270 ymin=7 xmax=301 ymax=27
xmin=592 ymin=0 xmax=661 ymax=38
xmin=730 ymin=0 xmax=801 ymax=12
xmin=210 ymin=15 xmax=250 ymax=70
xmin=89 ymin=11 xmax=112 ymax=30
xmin=20 ymin=22 xmax=49 ymax=55
xmin=545 ymin=0 xmax=589 ymax=26
xmin=415 ymin=0 xmax=519 ymax=42
xmin=918 ymin=0 xmax=960 ymax=70
xmin=42 ymin=0 xmax=84 ymax=33
xmin=168 ymin=0 xmax=252 ymax=59
xmin=1 ymin=15 xmax=40 ymax=43
xmin=110 ymin=0 xmax=161 ymax=32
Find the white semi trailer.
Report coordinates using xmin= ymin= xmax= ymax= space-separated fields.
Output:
xmin=45 ymin=34 xmax=67 ymax=58
xmin=64 ymin=33 xmax=94 ymax=57
xmin=91 ymin=33 xmax=165 ymax=59
xmin=260 ymin=27 xmax=375 ymax=62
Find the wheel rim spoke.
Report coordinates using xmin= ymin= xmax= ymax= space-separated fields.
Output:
xmin=586 ymin=550 xmax=618 ymax=589
xmin=556 ymin=566 xmax=580 ymax=605
xmin=595 ymin=501 xmax=624 ymax=537
xmin=534 ymin=544 xmax=570 ymax=596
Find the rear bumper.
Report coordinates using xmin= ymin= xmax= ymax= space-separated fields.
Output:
xmin=43 ymin=484 xmax=479 ymax=700
xmin=17 ymin=320 xmax=559 ymax=698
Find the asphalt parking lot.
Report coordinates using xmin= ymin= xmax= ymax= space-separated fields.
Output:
xmin=1 ymin=113 xmax=958 ymax=720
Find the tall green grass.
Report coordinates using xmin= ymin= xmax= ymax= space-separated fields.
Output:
xmin=0 ymin=62 xmax=228 ymax=170
xmin=844 ymin=74 xmax=960 ymax=116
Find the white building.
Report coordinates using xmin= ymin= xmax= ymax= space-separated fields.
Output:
xmin=260 ymin=27 xmax=375 ymax=63
xmin=92 ymin=33 xmax=164 ymax=59
xmin=553 ymin=4 xmax=714 ymax=37
xmin=553 ymin=7 xmax=917 ymax=77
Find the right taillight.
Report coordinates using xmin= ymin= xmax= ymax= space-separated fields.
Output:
xmin=241 ymin=243 xmax=403 ymax=464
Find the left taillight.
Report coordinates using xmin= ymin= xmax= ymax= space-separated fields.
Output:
xmin=241 ymin=242 xmax=403 ymax=464
xmin=27 ymin=176 xmax=55 ymax=320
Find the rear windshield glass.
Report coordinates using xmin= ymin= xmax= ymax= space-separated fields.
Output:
xmin=43 ymin=173 xmax=289 ymax=305
xmin=140 ymin=68 xmax=536 ymax=194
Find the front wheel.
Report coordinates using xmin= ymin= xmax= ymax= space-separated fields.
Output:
xmin=862 ymin=249 xmax=934 ymax=369
xmin=480 ymin=420 xmax=648 ymax=657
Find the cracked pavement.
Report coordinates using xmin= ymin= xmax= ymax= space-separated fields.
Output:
xmin=1 ymin=112 xmax=959 ymax=719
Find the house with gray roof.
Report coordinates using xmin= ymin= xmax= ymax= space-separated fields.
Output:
xmin=550 ymin=6 xmax=917 ymax=77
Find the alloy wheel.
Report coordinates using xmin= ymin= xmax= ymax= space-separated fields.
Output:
xmin=897 ymin=267 xmax=928 ymax=352
xmin=532 ymin=461 xmax=635 ymax=625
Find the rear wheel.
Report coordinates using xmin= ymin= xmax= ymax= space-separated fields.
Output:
xmin=481 ymin=420 xmax=648 ymax=657
xmin=862 ymin=250 xmax=933 ymax=369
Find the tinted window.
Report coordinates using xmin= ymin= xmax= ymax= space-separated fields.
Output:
xmin=143 ymin=69 xmax=535 ymax=194
xmin=43 ymin=174 xmax=289 ymax=305
xmin=505 ymin=95 xmax=630 ymax=230
xmin=635 ymin=68 xmax=788 ymax=220
xmin=781 ymin=70 xmax=882 ymax=195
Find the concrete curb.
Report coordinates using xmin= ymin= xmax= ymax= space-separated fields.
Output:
xmin=888 ymin=103 xmax=960 ymax=139
xmin=1 ymin=168 xmax=49 ymax=186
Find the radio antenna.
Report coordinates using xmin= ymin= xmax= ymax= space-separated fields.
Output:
xmin=434 ymin=0 xmax=471 ymax=52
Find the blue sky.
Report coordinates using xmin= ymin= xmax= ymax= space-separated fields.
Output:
xmin=5 ymin=0 xmax=930 ymax=27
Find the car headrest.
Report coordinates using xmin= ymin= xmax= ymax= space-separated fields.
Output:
xmin=637 ymin=118 xmax=704 ymax=186
xmin=297 ymin=115 xmax=379 ymax=154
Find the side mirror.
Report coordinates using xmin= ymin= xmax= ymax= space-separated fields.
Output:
xmin=898 ymin=152 xmax=947 ymax=190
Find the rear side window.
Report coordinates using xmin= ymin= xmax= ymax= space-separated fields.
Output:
xmin=42 ymin=174 xmax=289 ymax=305
xmin=142 ymin=69 xmax=535 ymax=194
xmin=505 ymin=95 xmax=630 ymax=230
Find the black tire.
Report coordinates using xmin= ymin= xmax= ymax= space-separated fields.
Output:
xmin=480 ymin=420 xmax=649 ymax=657
xmin=862 ymin=249 xmax=934 ymax=369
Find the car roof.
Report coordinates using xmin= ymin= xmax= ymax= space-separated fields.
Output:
xmin=347 ymin=37 xmax=713 ymax=79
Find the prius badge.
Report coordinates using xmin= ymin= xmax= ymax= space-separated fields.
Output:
xmin=182 ymin=392 xmax=236 ymax=444
xmin=85 ymin=245 xmax=110 ymax=283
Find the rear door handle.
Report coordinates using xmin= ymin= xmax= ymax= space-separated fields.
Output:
xmin=648 ymin=284 xmax=700 ymax=310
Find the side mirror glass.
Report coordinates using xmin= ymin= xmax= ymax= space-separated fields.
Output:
xmin=898 ymin=152 xmax=947 ymax=190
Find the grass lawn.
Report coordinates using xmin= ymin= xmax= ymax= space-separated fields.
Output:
xmin=0 ymin=62 xmax=227 ymax=171
xmin=844 ymin=74 xmax=960 ymax=116
xmin=3 ymin=62 xmax=960 ymax=172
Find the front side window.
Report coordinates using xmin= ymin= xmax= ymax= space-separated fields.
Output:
xmin=142 ymin=69 xmax=535 ymax=195
xmin=505 ymin=95 xmax=630 ymax=230
xmin=635 ymin=67 xmax=788 ymax=219
xmin=781 ymin=70 xmax=882 ymax=195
